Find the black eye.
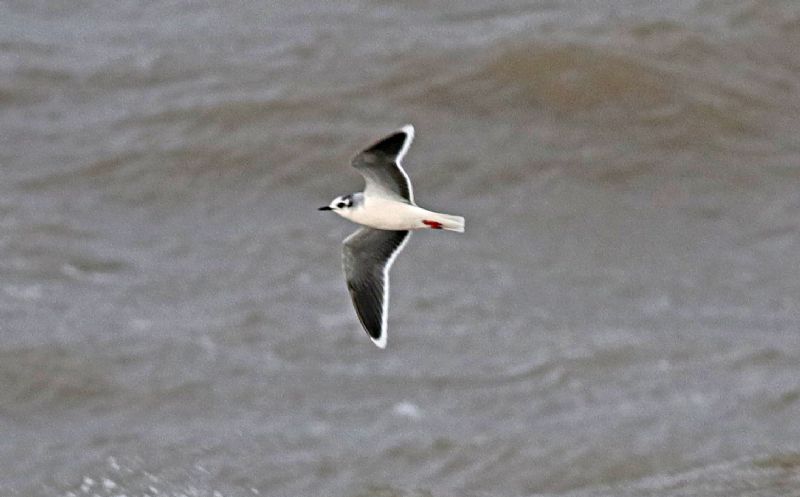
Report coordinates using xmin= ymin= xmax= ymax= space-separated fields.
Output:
xmin=337 ymin=202 xmax=345 ymax=208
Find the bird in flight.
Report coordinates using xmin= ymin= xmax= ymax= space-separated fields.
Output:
xmin=319 ymin=125 xmax=465 ymax=348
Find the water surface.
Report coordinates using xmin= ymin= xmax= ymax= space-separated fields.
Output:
xmin=2 ymin=1 xmax=800 ymax=496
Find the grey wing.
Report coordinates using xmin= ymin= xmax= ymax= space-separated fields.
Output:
xmin=351 ymin=125 xmax=415 ymax=203
xmin=342 ymin=227 xmax=411 ymax=348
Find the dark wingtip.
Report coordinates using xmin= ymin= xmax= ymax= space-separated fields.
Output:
xmin=363 ymin=129 xmax=410 ymax=158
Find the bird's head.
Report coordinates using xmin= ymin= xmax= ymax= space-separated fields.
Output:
xmin=318 ymin=194 xmax=356 ymax=213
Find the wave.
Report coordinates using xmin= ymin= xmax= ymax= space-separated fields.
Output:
xmin=407 ymin=38 xmax=790 ymax=138
xmin=568 ymin=453 xmax=800 ymax=497
xmin=0 ymin=344 xmax=117 ymax=415
xmin=6 ymin=6 xmax=799 ymax=202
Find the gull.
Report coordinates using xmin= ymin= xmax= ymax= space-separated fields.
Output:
xmin=319 ymin=125 xmax=464 ymax=348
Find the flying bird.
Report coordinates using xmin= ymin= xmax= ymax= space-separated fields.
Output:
xmin=319 ymin=125 xmax=465 ymax=348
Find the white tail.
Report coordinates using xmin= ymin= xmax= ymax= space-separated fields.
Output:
xmin=428 ymin=213 xmax=465 ymax=233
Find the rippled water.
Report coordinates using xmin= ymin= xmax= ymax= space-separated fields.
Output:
xmin=2 ymin=1 xmax=800 ymax=496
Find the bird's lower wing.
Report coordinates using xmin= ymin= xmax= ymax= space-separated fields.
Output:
xmin=342 ymin=228 xmax=411 ymax=348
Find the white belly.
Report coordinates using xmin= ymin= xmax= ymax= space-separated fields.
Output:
xmin=341 ymin=197 xmax=433 ymax=230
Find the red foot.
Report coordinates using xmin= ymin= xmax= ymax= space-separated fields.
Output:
xmin=422 ymin=220 xmax=443 ymax=229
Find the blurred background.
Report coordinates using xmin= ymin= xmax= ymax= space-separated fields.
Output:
xmin=2 ymin=1 xmax=800 ymax=496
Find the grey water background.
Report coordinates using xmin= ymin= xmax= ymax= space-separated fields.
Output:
xmin=2 ymin=0 xmax=800 ymax=496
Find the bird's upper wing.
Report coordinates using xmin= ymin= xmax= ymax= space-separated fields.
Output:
xmin=351 ymin=125 xmax=415 ymax=203
xmin=342 ymin=227 xmax=411 ymax=348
